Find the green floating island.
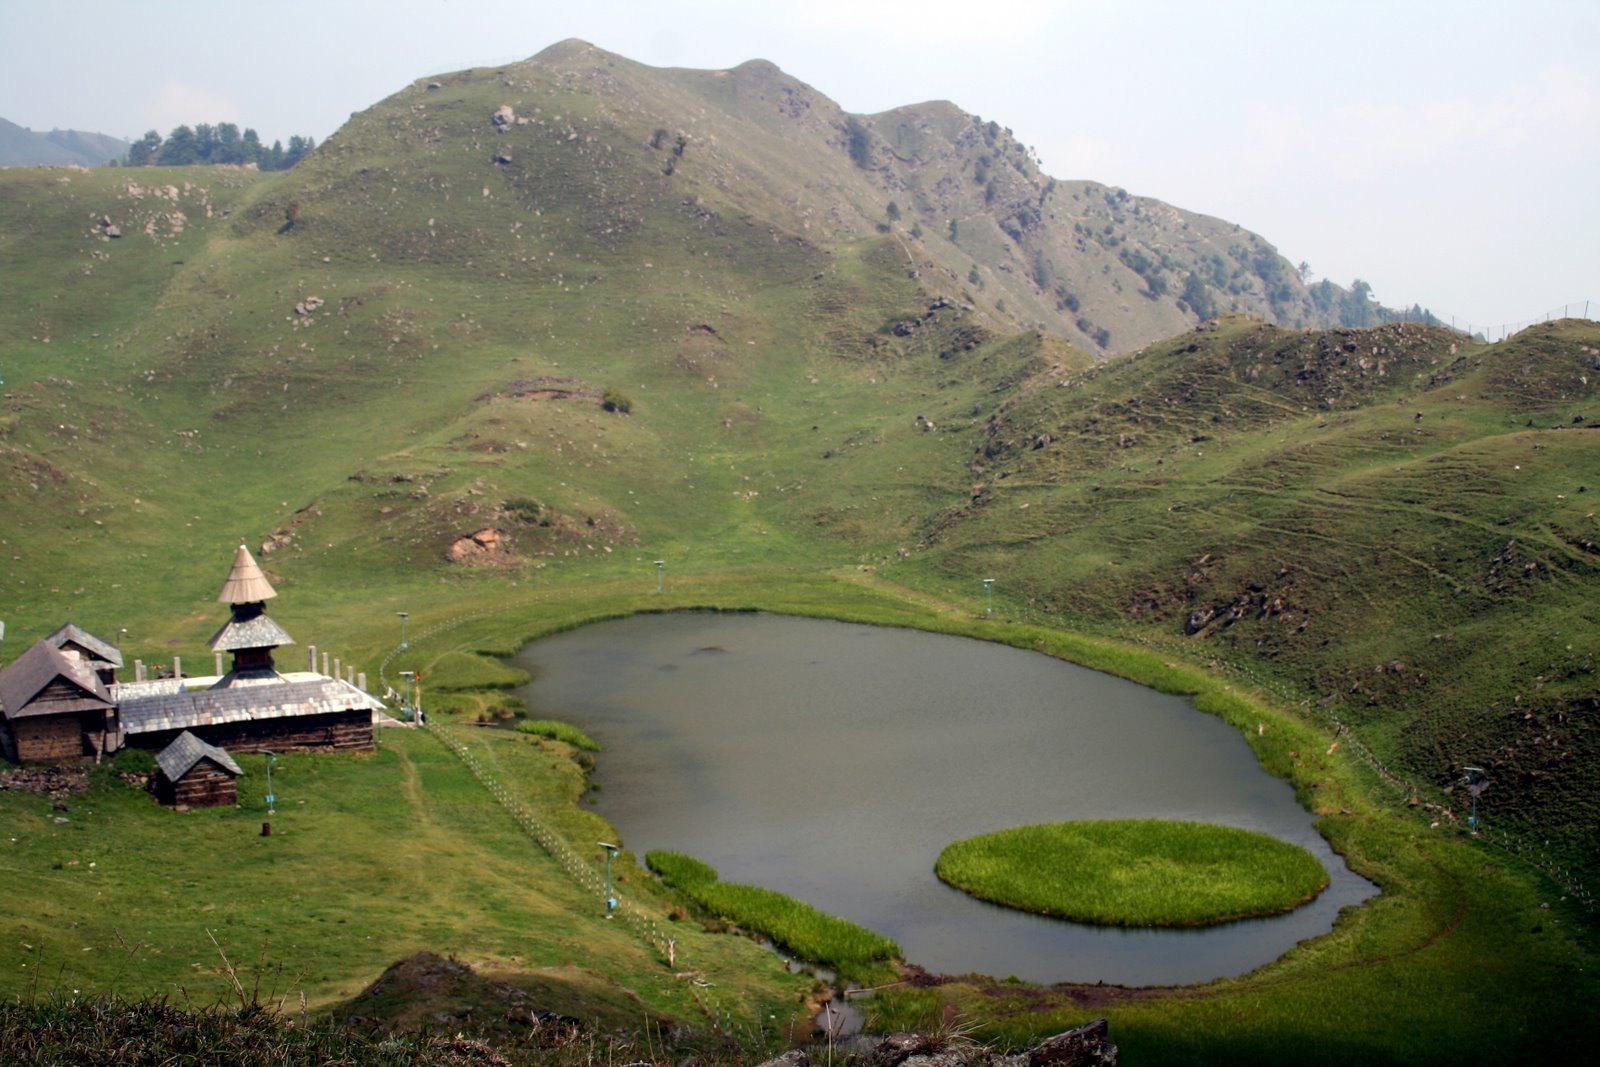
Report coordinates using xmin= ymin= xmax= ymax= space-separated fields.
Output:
xmin=935 ymin=819 xmax=1330 ymax=928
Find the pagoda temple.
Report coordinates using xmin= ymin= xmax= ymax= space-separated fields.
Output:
xmin=110 ymin=545 xmax=382 ymax=754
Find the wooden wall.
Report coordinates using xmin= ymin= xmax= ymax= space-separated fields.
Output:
xmin=132 ymin=710 xmax=374 ymax=756
xmin=157 ymin=761 xmax=238 ymax=808
xmin=11 ymin=715 xmax=85 ymax=762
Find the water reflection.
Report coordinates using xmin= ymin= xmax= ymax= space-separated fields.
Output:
xmin=512 ymin=613 xmax=1375 ymax=986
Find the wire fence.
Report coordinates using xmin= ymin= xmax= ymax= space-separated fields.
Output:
xmin=377 ymin=605 xmax=742 ymax=1033
xmin=1439 ymin=298 xmax=1596 ymax=343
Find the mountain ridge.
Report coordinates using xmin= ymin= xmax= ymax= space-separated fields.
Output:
xmin=346 ymin=39 xmax=1394 ymax=356
xmin=0 ymin=116 xmax=129 ymax=168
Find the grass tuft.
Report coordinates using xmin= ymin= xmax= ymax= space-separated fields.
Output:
xmin=514 ymin=719 xmax=601 ymax=751
xmin=647 ymin=850 xmax=899 ymax=976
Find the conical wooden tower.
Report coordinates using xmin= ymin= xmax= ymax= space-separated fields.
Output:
xmin=216 ymin=542 xmax=278 ymax=605
xmin=207 ymin=543 xmax=294 ymax=680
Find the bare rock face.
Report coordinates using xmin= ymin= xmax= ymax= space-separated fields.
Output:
xmin=447 ymin=527 xmax=504 ymax=562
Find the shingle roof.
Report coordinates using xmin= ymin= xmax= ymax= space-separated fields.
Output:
xmin=0 ymin=640 xmax=115 ymax=719
xmin=156 ymin=730 xmax=243 ymax=780
xmin=119 ymin=677 xmax=384 ymax=735
xmin=44 ymin=623 xmax=124 ymax=669
xmin=216 ymin=543 xmax=278 ymax=605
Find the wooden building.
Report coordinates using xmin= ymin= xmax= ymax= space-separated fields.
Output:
xmin=119 ymin=678 xmax=378 ymax=753
xmin=154 ymin=730 xmax=242 ymax=807
xmin=0 ymin=639 xmax=119 ymax=763
xmin=43 ymin=623 xmax=123 ymax=687
xmin=3 ymin=546 xmax=381 ymax=765
xmin=116 ymin=544 xmax=380 ymax=754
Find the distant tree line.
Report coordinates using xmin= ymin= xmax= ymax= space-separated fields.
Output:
xmin=123 ymin=123 xmax=314 ymax=170
xmin=1307 ymin=278 xmax=1442 ymax=329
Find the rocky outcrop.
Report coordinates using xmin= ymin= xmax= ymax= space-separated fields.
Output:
xmin=447 ymin=527 xmax=504 ymax=562
xmin=757 ymin=1018 xmax=1116 ymax=1067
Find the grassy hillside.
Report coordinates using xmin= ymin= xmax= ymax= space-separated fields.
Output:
xmin=1 ymin=39 xmax=1597 ymax=1063
xmin=906 ymin=315 xmax=1600 ymax=874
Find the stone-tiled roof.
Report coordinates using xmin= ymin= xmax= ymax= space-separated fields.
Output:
xmin=119 ymin=677 xmax=384 ymax=736
xmin=44 ymin=623 xmax=123 ymax=669
xmin=111 ymin=678 xmax=186 ymax=701
xmin=156 ymin=730 xmax=243 ymax=781
xmin=0 ymin=640 xmax=115 ymax=719
xmin=208 ymin=612 xmax=296 ymax=652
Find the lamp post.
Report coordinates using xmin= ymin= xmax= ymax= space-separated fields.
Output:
xmin=256 ymin=749 xmax=277 ymax=814
xmin=396 ymin=611 xmax=409 ymax=651
xmin=599 ymin=841 xmax=621 ymax=916
xmin=1462 ymin=766 xmax=1489 ymax=832
xmin=983 ymin=577 xmax=995 ymax=616
xmin=654 ymin=560 xmax=665 ymax=594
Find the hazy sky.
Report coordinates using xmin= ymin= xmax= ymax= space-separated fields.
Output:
xmin=3 ymin=0 xmax=1595 ymax=331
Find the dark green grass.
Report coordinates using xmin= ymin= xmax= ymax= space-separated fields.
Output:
xmin=935 ymin=820 xmax=1329 ymax=926
xmin=646 ymin=850 xmax=899 ymax=976
xmin=515 ymin=720 xmax=600 ymax=751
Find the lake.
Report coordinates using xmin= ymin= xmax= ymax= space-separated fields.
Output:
xmin=511 ymin=612 xmax=1375 ymax=986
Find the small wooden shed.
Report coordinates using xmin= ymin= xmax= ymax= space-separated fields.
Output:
xmin=155 ymin=730 xmax=242 ymax=808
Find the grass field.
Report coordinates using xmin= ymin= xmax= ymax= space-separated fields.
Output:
xmin=0 ymin=726 xmax=808 ymax=1035
xmin=934 ymin=820 xmax=1330 ymax=926
xmin=1 ymin=50 xmax=1598 ymax=1061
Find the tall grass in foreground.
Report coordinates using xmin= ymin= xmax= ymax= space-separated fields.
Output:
xmin=647 ymin=850 xmax=898 ymax=976
xmin=0 ymin=995 xmax=771 ymax=1067
xmin=935 ymin=820 xmax=1329 ymax=927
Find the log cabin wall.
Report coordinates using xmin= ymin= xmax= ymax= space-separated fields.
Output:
xmin=14 ymin=715 xmax=86 ymax=762
xmin=156 ymin=761 xmax=238 ymax=808
xmin=131 ymin=710 xmax=374 ymax=756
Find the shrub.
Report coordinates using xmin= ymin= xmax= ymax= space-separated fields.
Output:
xmin=601 ymin=389 xmax=632 ymax=414
xmin=845 ymin=117 xmax=871 ymax=168
xmin=502 ymin=497 xmax=544 ymax=524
